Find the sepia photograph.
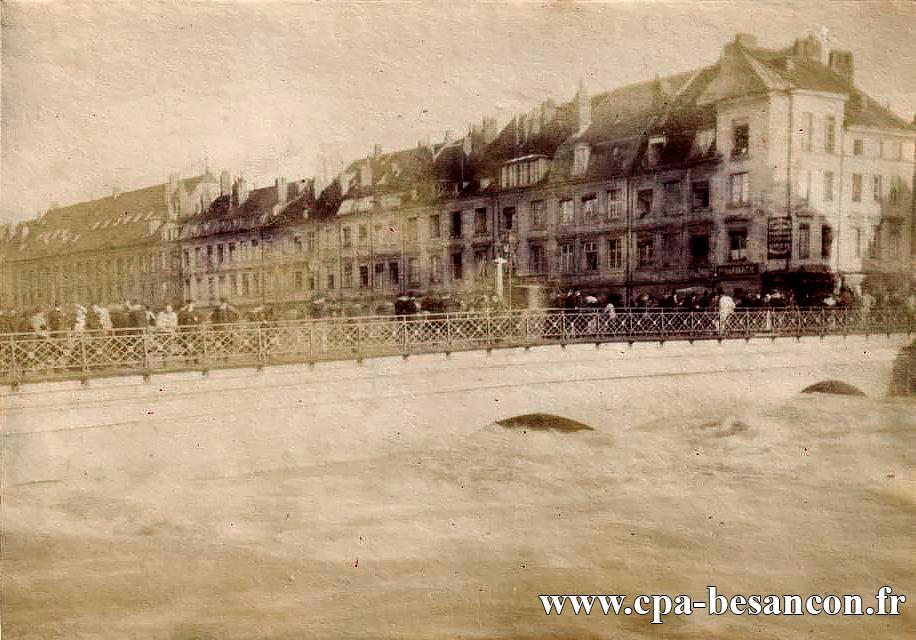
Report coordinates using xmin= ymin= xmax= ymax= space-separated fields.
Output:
xmin=1 ymin=1 xmax=915 ymax=638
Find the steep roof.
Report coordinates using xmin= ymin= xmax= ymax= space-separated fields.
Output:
xmin=4 ymin=175 xmax=213 ymax=261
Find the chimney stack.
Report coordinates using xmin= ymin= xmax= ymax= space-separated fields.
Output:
xmin=828 ymin=50 xmax=854 ymax=85
xmin=276 ymin=177 xmax=288 ymax=206
xmin=373 ymin=144 xmax=382 ymax=158
xmin=220 ymin=170 xmax=231 ymax=197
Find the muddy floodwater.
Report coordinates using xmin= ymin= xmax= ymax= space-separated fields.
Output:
xmin=2 ymin=390 xmax=914 ymax=639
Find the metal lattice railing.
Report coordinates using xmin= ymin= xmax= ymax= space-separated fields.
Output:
xmin=0 ymin=307 xmax=912 ymax=385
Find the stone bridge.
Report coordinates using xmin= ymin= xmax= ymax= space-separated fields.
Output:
xmin=2 ymin=331 xmax=910 ymax=487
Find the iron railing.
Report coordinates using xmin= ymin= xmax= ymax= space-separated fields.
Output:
xmin=1 ymin=307 xmax=912 ymax=386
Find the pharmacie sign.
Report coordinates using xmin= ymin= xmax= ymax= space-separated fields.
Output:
xmin=767 ymin=216 xmax=792 ymax=259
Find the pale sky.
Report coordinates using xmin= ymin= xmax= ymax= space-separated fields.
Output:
xmin=2 ymin=1 xmax=915 ymax=224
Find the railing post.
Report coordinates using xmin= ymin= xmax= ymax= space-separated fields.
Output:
xmin=9 ymin=336 xmax=19 ymax=387
xmin=200 ymin=324 xmax=208 ymax=370
xmin=141 ymin=328 xmax=151 ymax=374
xmin=445 ymin=313 xmax=452 ymax=351
xmin=402 ymin=315 xmax=409 ymax=354
xmin=524 ymin=312 xmax=531 ymax=344
xmin=80 ymin=332 xmax=89 ymax=376
xmin=256 ymin=324 xmax=265 ymax=365
xmin=486 ymin=310 xmax=493 ymax=348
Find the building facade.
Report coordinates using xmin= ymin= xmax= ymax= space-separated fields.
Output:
xmin=2 ymin=31 xmax=914 ymax=314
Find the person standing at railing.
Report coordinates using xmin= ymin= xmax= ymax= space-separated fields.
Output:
xmin=156 ymin=305 xmax=178 ymax=332
xmin=717 ymin=289 xmax=736 ymax=335
xmin=47 ymin=304 xmax=66 ymax=335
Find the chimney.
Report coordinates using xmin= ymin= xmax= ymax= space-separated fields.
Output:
xmin=220 ymin=170 xmax=231 ymax=197
xmin=792 ymin=33 xmax=823 ymax=64
xmin=233 ymin=176 xmax=249 ymax=207
xmin=359 ymin=159 xmax=372 ymax=188
xmin=734 ymin=33 xmax=758 ymax=49
xmin=276 ymin=177 xmax=288 ymax=206
xmin=443 ymin=130 xmax=453 ymax=144
xmin=576 ymin=79 xmax=591 ymax=132
xmin=373 ymin=144 xmax=382 ymax=158
xmin=166 ymin=172 xmax=180 ymax=217
xmin=111 ymin=186 xmax=121 ymax=200
xmin=828 ymin=50 xmax=854 ymax=84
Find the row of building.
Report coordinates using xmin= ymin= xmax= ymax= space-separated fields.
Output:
xmin=2 ymin=31 xmax=915 ymax=312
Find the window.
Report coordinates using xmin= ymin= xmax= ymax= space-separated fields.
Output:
xmin=474 ymin=249 xmax=489 ymax=278
xmin=474 ymin=208 xmax=488 ymax=235
xmin=327 ymin=272 xmax=335 ymax=290
xmin=727 ymin=229 xmax=748 ymax=262
xmin=450 ymin=211 xmax=462 ymax=239
xmin=306 ymin=232 xmax=317 ymax=252
xmin=560 ymin=244 xmax=575 ymax=273
xmin=342 ymin=261 xmax=355 ymax=288
xmin=429 ymin=256 xmax=442 ymax=283
xmin=821 ymin=225 xmax=832 ymax=260
xmin=873 ymin=175 xmax=883 ymax=202
xmin=852 ymin=174 xmax=862 ymax=202
xmin=406 ymin=217 xmax=419 ymax=243
xmin=868 ymin=225 xmax=880 ymax=258
xmin=408 ymin=257 xmax=420 ymax=286
xmin=242 ymin=273 xmax=250 ymax=296
xmin=374 ymin=262 xmax=385 ymax=286
xmin=854 ymin=228 xmax=862 ymax=258
xmin=729 ymin=173 xmax=749 ymax=206
xmin=502 ymin=207 xmax=516 ymax=231
xmin=607 ymin=237 xmax=623 ymax=269
xmin=582 ymin=241 xmax=598 ymax=271
xmin=581 ymin=195 xmax=597 ymax=223
xmin=528 ymin=244 xmax=546 ymax=273
xmin=637 ymin=189 xmax=653 ymax=218
xmin=889 ymin=177 xmax=901 ymax=204
xmin=637 ymin=236 xmax=655 ymax=269
xmin=451 ymin=253 xmax=463 ymax=280
xmin=530 ymin=200 xmax=546 ymax=228
xmin=798 ymin=223 xmax=810 ymax=260
xmin=691 ymin=181 xmax=710 ymax=210
xmin=358 ymin=225 xmax=367 ymax=242
xmin=388 ymin=261 xmax=399 ymax=286
xmin=802 ymin=112 xmax=814 ymax=151
xmin=293 ymin=271 xmax=303 ymax=291
xmin=559 ymin=199 xmax=574 ymax=225
xmin=689 ymin=234 xmax=710 ymax=266
xmin=647 ymin=136 xmax=666 ymax=166
xmin=823 ymin=171 xmax=834 ymax=202
xmin=662 ymin=233 xmax=680 ymax=267
xmin=573 ymin=143 xmax=590 ymax=175
xmin=663 ymin=181 xmax=682 ymax=214
xmin=429 ymin=214 xmax=441 ymax=239
xmin=889 ymin=225 xmax=901 ymax=258
xmin=694 ymin=128 xmax=715 ymax=155
xmin=342 ymin=226 xmax=352 ymax=247
xmin=606 ymin=189 xmax=622 ymax=219
xmin=853 ymin=138 xmax=864 ymax=156
xmin=731 ymin=121 xmax=749 ymax=157
xmin=891 ymin=140 xmax=903 ymax=160
xmin=824 ymin=115 xmax=836 ymax=153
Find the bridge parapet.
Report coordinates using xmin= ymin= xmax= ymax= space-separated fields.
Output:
xmin=1 ymin=308 xmax=912 ymax=387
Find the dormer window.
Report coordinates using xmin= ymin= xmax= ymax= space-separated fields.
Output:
xmin=500 ymin=155 xmax=549 ymax=189
xmin=647 ymin=136 xmax=666 ymax=167
xmin=573 ymin=143 xmax=591 ymax=176
xmin=694 ymin=128 xmax=715 ymax=155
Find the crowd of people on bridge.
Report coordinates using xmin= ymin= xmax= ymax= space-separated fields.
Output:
xmin=2 ymin=283 xmax=914 ymax=340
